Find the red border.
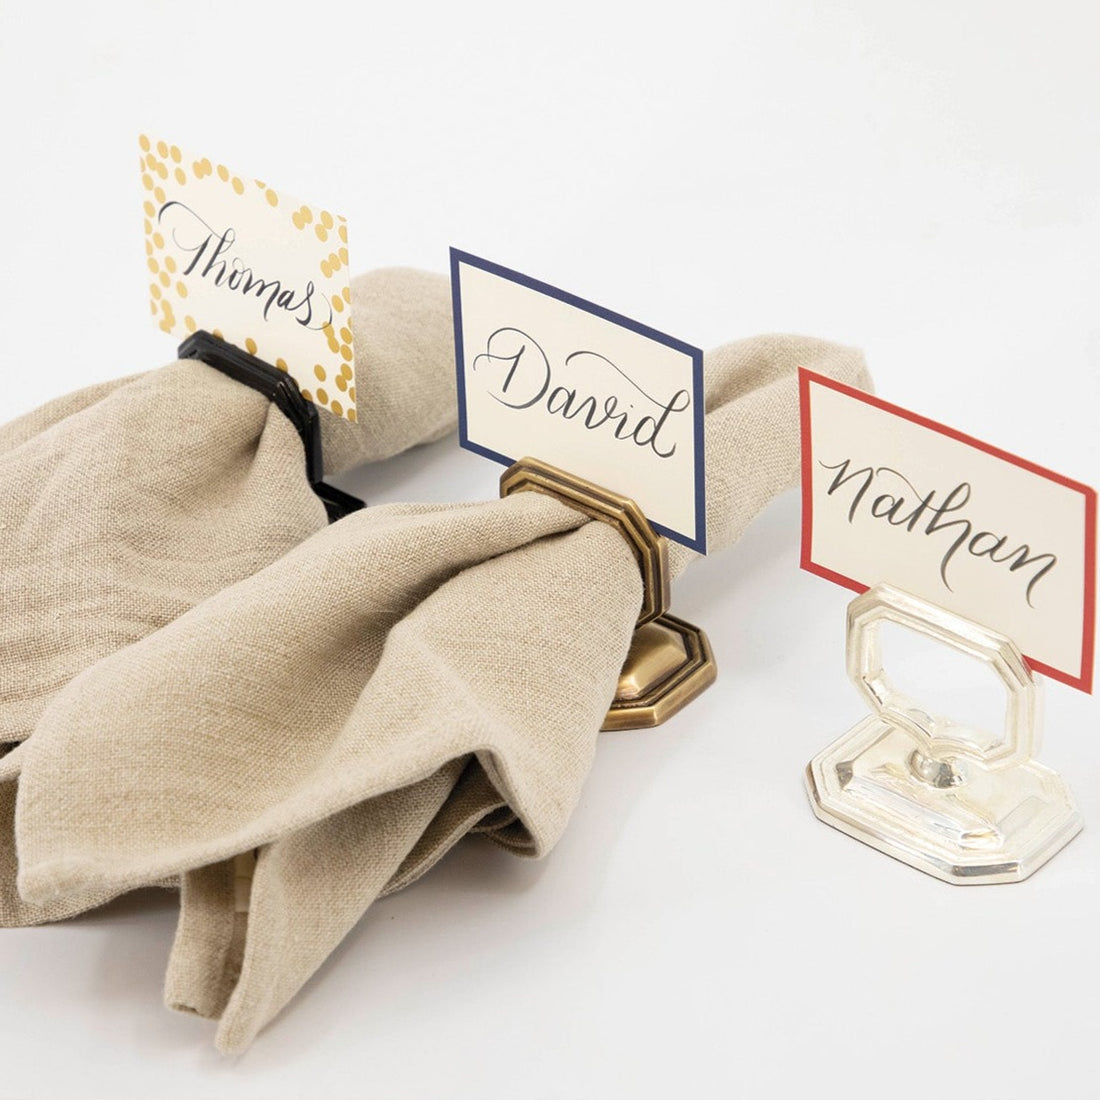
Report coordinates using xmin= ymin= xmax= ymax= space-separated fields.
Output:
xmin=798 ymin=367 xmax=1097 ymax=694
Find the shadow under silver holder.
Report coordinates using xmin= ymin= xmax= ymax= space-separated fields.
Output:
xmin=805 ymin=584 xmax=1082 ymax=885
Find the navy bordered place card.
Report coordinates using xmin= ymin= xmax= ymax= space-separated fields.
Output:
xmin=451 ymin=249 xmax=706 ymax=553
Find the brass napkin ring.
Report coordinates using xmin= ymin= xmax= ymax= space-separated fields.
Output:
xmin=500 ymin=457 xmax=716 ymax=730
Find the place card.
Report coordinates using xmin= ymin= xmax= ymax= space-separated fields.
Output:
xmin=451 ymin=249 xmax=706 ymax=552
xmin=800 ymin=368 xmax=1096 ymax=691
xmin=140 ymin=134 xmax=356 ymax=421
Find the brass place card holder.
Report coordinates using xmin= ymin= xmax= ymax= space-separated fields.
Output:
xmin=806 ymin=584 xmax=1082 ymax=884
xmin=500 ymin=457 xmax=716 ymax=730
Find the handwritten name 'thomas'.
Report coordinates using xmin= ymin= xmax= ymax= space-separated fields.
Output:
xmin=821 ymin=459 xmax=1057 ymax=606
xmin=158 ymin=201 xmax=333 ymax=331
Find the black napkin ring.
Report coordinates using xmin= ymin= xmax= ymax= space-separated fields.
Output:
xmin=179 ymin=331 xmax=365 ymax=523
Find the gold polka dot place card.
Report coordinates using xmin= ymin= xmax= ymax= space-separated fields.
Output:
xmin=140 ymin=135 xmax=356 ymax=422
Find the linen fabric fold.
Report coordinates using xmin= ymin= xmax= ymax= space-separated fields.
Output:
xmin=0 ymin=267 xmax=455 ymax=926
xmin=15 ymin=333 xmax=871 ymax=1050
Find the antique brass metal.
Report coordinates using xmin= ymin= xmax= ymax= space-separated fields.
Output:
xmin=500 ymin=457 xmax=716 ymax=729
xmin=500 ymin=457 xmax=670 ymax=626
xmin=601 ymin=614 xmax=717 ymax=731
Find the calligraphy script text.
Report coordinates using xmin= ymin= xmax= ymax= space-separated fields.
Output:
xmin=158 ymin=202 xmax=332 ymax=330
xmin=820 ymin=459 xmax=1057 ymax=606
xmin=471 ymin=327 xmax=690 ymax=458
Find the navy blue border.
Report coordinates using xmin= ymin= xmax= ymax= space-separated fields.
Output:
xmin=449 ymin=247 xmax=707 ymax=554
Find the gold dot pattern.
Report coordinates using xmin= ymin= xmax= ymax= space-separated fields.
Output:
xmin=140 ymin=134 xmax=355 ymax=421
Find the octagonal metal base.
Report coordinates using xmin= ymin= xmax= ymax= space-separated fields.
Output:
xmin=602 ymin=613 xmax=716 ymax=731
xmin=806 ymin=716 xmax=1083 ymax=885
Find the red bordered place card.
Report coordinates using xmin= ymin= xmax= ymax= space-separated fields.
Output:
xmin=799 ymin=368 xmax=1096 ymax=692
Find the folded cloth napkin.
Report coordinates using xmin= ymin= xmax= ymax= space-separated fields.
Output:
xmin=15 ymin=334 xmax=870 ymax=1051
xmin=0 ymin=267 xmax=455 ymax=925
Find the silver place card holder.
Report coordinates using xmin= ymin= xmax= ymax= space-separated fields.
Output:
xmin=806 ymin=583 xmax=1082 ymax=884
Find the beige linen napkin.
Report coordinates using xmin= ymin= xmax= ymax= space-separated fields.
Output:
xmin=0 ymin=267 xmax=455 ymax=925
xmin=16 ymin=334 xmax=871 ymax=1051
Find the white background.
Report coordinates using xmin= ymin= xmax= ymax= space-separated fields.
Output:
xmin=1 ymin=2 xmax=1097 ymax=1098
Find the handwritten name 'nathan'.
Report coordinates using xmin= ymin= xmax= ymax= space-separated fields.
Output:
xmin=157 ymin=201 xmax=333 ymax=330
xmin=472 ymin=327 xmax=690 ymax=458
xmin=820 ymin=459 xmax=1057 ymax=606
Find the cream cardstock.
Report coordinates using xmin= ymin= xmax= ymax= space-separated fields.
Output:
xmin=140 ymin=135 xmax=357 ymax=422
xmin=451 ymin=250 xmax=706 ymax=552
xmin=801 ymin=369 xmax=1096 ymax=692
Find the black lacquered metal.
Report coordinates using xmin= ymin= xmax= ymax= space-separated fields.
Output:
xmin=178 ymin=331 xmax=364 ymax=522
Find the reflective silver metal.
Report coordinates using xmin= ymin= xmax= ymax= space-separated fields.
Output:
xmin=806 ymin=584 xmax=1083 ymax=885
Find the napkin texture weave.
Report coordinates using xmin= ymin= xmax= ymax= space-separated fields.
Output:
xmin=16 ymin=334 xmax=870 ymax=1048
xmin=0 ymin=267 xmax=454 ymax=925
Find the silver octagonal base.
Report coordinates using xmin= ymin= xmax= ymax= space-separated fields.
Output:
xmin=807 ymin=716 xmax=1083 ymax=885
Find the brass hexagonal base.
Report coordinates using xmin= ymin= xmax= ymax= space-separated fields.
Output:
xmin=602 ymin=614 xmax=717 ymax=731
xmin=501 ymin=457 xmax=717 ymax=732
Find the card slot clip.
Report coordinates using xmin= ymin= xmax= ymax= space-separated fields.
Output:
xmin=178 ymin=331 xmax=364 ymax=523
xmin=500 ymin=457 xmax=716 ymax=730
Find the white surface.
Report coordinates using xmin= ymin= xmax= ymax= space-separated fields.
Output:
xmin=1 ymin=2 xmax=1098 ymax=1098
